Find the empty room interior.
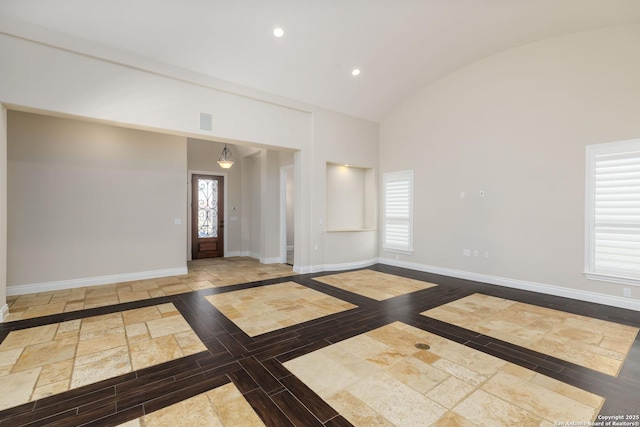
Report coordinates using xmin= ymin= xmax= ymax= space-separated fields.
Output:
xmin=1 ymin=1 xmax=640 ymax=426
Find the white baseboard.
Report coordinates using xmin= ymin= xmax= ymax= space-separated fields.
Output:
xmin=261 ymin=257 xmax=282 ymax=265
xmin=0 ymin=304 xmax=8 ymax=322
xmin=296 ymin=258 xmax=378 ymax=275
xmin=378 ymin=257 xmax=640 ymax=312
xmin=6 ymin=267 xmax=189 ymax=297
xmin=225 ymin=251 xmax=241 ymax=258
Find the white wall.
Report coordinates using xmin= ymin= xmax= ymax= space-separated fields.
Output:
xmin=242 ymin=152 xmax=262 ymax=258
xmin=0 ymin=22 xmax=381 ymax=301
xmin=0 ymin=106 xmax=7 ymax=318
xmin=187 ymin=138 xmax=242 ymax=256
xmin=380 ymin=24 xmax=640 ymax=306
xmin=7 ymin=111 xmax=187 ymax=288
xmin=311 ymin=110 xmax=379 ymax=271
xmin=326 ymin=164 xmax=367 ymax=230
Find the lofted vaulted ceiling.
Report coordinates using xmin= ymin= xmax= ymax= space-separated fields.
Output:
xmin=1 ymin=0 xmax=640 ymax=122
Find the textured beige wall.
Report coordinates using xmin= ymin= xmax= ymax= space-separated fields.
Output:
xmin=0 ymin=106 xmax=7 ymax=314
xmin=186 ymin=138 xmax=242 ymax=256
xmin=380 ymin=25 xmax=640 ymax=302
xmin=7 ymin=111 xmax=187 ymax=287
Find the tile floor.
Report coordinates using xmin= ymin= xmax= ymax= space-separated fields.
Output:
xmin=313 ymin=269 xmax=437 ymax=300
xmin=116 ymin=383 xmax=264 ymax=427
xmin=422 ymin=293 xmax=639 ymax=376
xmin=1 ymin=263 xmax=639 ymax=426
xmin=0 ymin=303 xmax=206 ymax=411
xmin=5 ymin=258 xmax=295 ymax=322
xmin=205 ymin=282 xmax=357 ymax=337
xmin=285 ymin=321 xmax=605 ymax=426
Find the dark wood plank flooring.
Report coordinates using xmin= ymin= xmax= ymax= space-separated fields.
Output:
xmin=1 ymin=264 xmax=639 ymax=426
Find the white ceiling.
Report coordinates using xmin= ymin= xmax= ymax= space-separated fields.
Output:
xmin=1 ymin=0 xmax=640 ymax=122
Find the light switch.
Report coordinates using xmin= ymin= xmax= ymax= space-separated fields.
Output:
xmin=174 ymin=219 xmax=181 ymax=225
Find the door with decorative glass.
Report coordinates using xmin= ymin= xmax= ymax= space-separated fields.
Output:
xmin=192 ymin=174 xmax=224 ymax=259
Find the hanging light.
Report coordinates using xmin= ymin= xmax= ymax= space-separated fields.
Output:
xmin=217 ymin=143 xmax=235 ymax=169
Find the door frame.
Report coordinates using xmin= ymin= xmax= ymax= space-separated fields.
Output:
xmin=188 ymin=170 xmax=228 ymax=261
xmin=280 ymin=164 xmax=294 ymax=264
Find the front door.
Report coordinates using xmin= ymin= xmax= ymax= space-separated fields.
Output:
xmin=192 ymin=174 xmax=224 ymax=259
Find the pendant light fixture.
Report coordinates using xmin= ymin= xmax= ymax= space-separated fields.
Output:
xmin=217 ymin=143 xmax=235 ymax=169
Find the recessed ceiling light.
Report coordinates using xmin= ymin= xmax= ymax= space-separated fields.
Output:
xmin=351 ymin=68 xmax=361 ymax=76
xmin=273 ymin=27 xmax=284 ymax=38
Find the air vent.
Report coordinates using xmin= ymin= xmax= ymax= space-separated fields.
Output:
xmin=200 ymin=112 xmax=212 ymax=131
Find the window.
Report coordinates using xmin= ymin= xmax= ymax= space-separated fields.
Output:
xmin=585 ymin=139 xmax=640 ymax=285
xmin=383 ymin=170 xmax=413 ymax=253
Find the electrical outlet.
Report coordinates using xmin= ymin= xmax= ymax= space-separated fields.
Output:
xmin=463 ymin=249 xmax=471 ymax=256
xmin=473 ymin=250 xmax=479 ymax=257
xmin=623 ymin=288 xmax=632 ymax=298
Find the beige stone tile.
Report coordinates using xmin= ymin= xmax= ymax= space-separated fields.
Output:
xmin=326 ymin=390 xmax=395 ymax=427
xmin=21 ymin=302 xmax=69 ymax=319
xmin=4 ymin=312 xmax=25 ymax=322
xmin=0 ymin=348 xmax=23 ymax=367
xmin=0 ymin=323 xmax=58 ymax=351
xmin=313 ymin=269 xmax=437 ymax=301
xmin=36 ymin=359 xmax=74 ymax=388
xmin=13 ymin=337 xmax=77 ymax=372
xmin=284 ymin=350 xmax=361 ymax=397
xmin=32 ymin=379 xmax=69 ymax=400
xmin=0 ymin=368 xmax=41 ymax=411
xmin=129 ymin=335 xmax=183 ymax=371
xmin=80 ymin=312 xmax=123 ymax=334
xmin=63 ymin=302 xmax=86 ymax=313
xmin=431 ymin=358 xmax=488 ymax=387
xmin=76 ymin=328 xmax=127 ymax=357
xmin=174 ymin=331 xmax=207 ymax=354
xmin=453 ymin=389 xmax=542 ymax=427
xmin=426 ymin=376 xmax=476 ymax=409
xmin=118 ymin=290 xmax=151 ymax=303
xmin=71 ymin=346 xmax=131 ymax=389
xmin=143 ymin=393 xmax=220 ymax=427
xmin=157 ymin=303 xmax=179 ymax=315
xmin=481 ymin=371 xmax=598 ymax=423
xmin=4 ymin=258 xmax=296 ymax=319
xmin=386 ymin=357 xmax=449 ymax=394
xmin=9 ymin=294 xmax=53 ymax=310
xmin=206 ymin=282 xmax=355 ymax=337
xmin=346 ymin=372 xmax=448 ymax=426
xmin=56 ymin=319 xmax=81 ymax=337
xmin=433 ymin=411 xmax=478 ymax=427
xmin=146 ymin=315 xmax=192 ymax=339
xmin=422 ymin=293 xmax=639 ymax=376
xmin=115 ymin=420 xmax=142 ymax=427
xmin=530 ymin=373 xmax=604 ymax=410
xmin=207 ymin=383 xmax=266 ymax=427
xmin=125 ymin=323 xmax=150 ymax=343
xmin=130 ymin=281 xmax=161 ymax=292
xmin=148 ymin=289 xmax=166 ymax=298
xmin=122 ymin=306 xmax=162 ymax=325
xmin=187 ymin=280 xmax=215 ymax=291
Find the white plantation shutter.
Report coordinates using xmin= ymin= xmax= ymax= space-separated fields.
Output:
xmin=586 ymin=140 xmax=640 ymax=284
xmin=383 ymin=171 xmax=413 ymax=252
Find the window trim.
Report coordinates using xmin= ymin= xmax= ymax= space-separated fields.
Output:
xmin=585 ymin=138 xmax=640 ymax=287
xmin=382 ymin=170 xmax=414 ymax=254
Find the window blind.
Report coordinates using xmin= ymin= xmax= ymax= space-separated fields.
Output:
xmin=383 ymin=170 xmax=413 ymax=252
xmin=587 ymin=140 xmax=640 ymax=283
